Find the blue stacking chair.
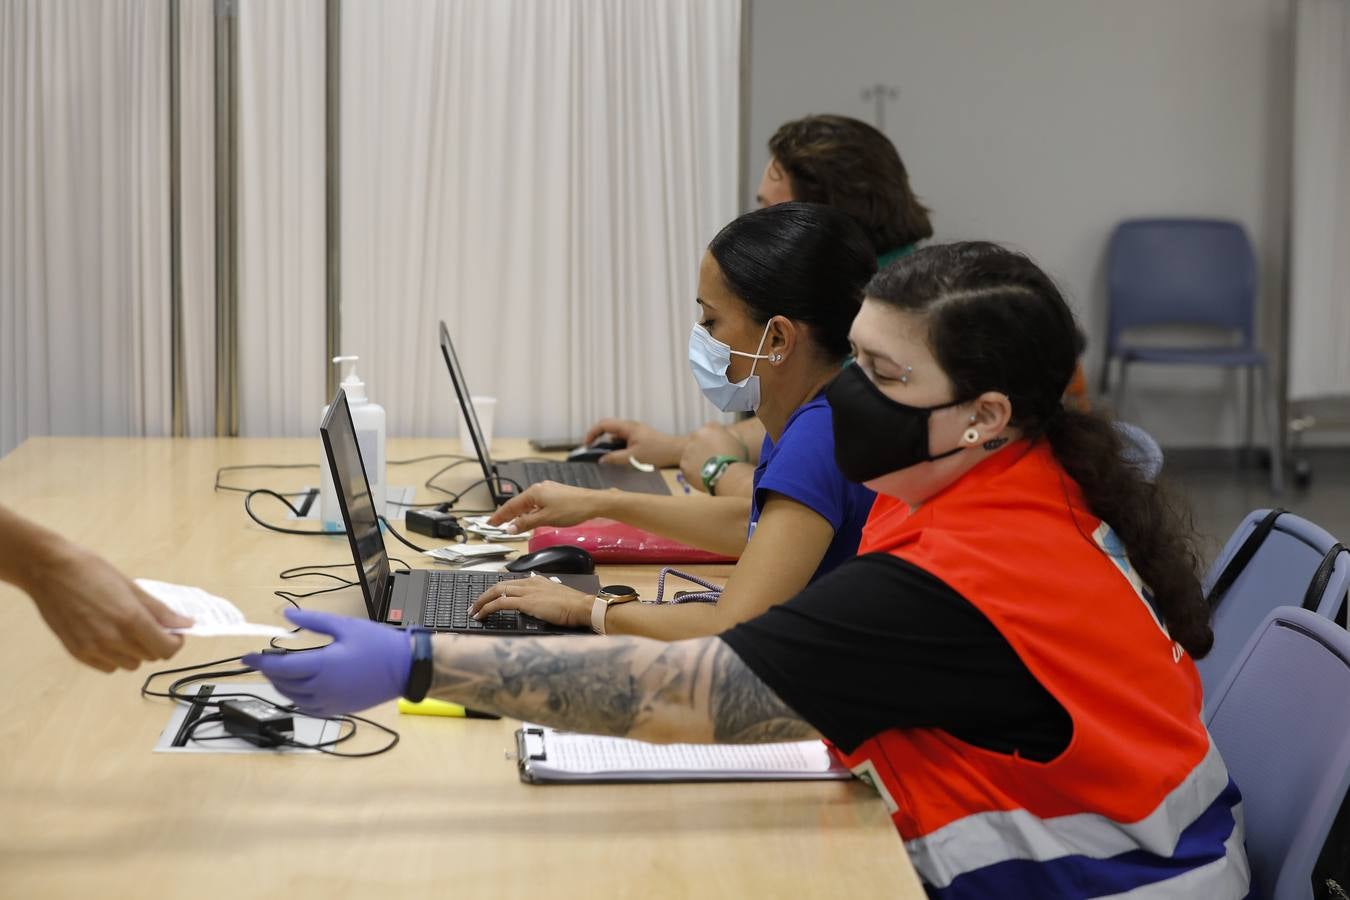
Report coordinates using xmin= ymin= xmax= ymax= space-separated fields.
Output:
xmin=1101 ymin=219 xmax=1283 ymax=493
xmin=1205 ymin=607 xmax=1350 ymax=899
xmin=1198 ymin=509 xmax=1350 ymax=705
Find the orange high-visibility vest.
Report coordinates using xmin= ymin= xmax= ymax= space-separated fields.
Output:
xmin=838 ymin=441 xmax=1248 ymax=898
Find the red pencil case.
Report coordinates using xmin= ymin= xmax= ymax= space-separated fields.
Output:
xmin=527 ymin=519 xmax=739 ymax=564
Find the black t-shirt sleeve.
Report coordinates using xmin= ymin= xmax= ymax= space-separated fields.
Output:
xmin=719 ymin=553 xmax=1072 ymax=760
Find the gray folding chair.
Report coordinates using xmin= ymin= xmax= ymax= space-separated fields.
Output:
xmin=1205 ymin=606 xmax=1350 ymax=900
xmin=1198 ymin=509 xmax=1350 ymax=705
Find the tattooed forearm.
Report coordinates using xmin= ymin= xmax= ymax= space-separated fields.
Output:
xmin=428 ymin=635 xmax=707 ymax=740
xmin=707 ymin=641 xmax=819 ymax=743
xmin=427 ymin=635 xmax=819 ymax=745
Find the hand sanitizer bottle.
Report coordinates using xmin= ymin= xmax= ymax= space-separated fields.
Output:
xmin=320 ymin=356 xmax=387 ymax=531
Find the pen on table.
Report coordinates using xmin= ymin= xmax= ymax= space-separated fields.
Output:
xmin=674 ymin=471 xmax=692 ymax=494
xmin=398 ymin=697 xmax=501 ymax=719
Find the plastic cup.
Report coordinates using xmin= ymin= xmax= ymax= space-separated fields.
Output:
xmin=459 ymin=395 xmax=497 ymax=456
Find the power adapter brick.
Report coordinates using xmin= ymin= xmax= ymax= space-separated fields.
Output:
xmin=220 ymin=698 xmax=295 ymax=747
xmin=406 ymin=507 xmax=465 ymax=541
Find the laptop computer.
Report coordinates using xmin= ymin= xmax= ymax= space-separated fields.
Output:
xmin=437 ymin=320 xmax=670 ymax=505
xmin=320 ymin=389 xmax=599 ymax=634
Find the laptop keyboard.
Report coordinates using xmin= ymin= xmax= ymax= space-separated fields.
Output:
xmin=421 ymin=571 xmax=550 ymax=632
xmin=519 ymin=460 xmax=605 ymax=491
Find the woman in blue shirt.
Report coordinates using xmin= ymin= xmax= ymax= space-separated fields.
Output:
xmin=472 ymin=202 xmax=876 ymax=639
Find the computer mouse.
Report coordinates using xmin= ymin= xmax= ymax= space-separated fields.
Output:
xmin=505 ymin=545 xmax=597 ymax=575
xmin=566 ymin=437 xmax=626 ymax=463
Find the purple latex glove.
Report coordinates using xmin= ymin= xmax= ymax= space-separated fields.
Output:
xmin=242 ymin=608 xmax=412 ymax=717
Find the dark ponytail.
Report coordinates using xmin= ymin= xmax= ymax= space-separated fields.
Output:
xmin=1042 ymin=410 xmax=1211 ymax=656
xmin=866 ymin=242 xmax=1213 ymax=658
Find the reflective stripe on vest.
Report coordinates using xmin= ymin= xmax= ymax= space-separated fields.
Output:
xmin=898 ymin=738 xmax=1248 ymax=898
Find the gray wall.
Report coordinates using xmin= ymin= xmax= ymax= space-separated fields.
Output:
xmin=748 ymin=0 xmax=1292 ymax=447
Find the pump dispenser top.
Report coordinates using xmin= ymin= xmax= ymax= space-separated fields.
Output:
xmin=333 ymin=355 xmax=368 ymax=403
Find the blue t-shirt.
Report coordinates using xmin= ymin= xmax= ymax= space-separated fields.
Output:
xmin=748 ymin=394 xmax=876 ymax=583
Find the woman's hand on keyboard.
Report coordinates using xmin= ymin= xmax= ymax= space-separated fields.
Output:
xmin=470 ymin=574 xmax=592 ymax=628
xmin=487 ymin=481 xmax=612 ymax=534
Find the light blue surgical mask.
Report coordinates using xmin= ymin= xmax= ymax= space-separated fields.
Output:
xmin=687 ymin=321 xmax=773 ymax=413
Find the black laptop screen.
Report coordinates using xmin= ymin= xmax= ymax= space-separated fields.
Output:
xmin=320 ymin=389 xmax=390 ymax=621
xmin=438 ymin=320 xmax=498 ymax=489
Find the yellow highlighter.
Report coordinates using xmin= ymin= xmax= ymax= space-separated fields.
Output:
xmin=397 ymin=697 xmax=501 ymax=720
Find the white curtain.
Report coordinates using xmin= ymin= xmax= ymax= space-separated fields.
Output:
xmin=0 ymin=0 xmax=171 ymax=457
xmin=1288 ymin=0 xmax=1350 ymax=401
xmin=340 ymin=0 xmax=742 ymax=441
xmin=179 ymin=0 xmax=216 ymax=435
xmin=236 ymin=0 xmax=327 ymax=436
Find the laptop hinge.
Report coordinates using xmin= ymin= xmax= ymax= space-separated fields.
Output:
xmin=384 ymin=578 xmax=403 ymax=624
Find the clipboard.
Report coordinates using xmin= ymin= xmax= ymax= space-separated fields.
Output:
xmin=514 ymin=724 xmax=854 ymax=784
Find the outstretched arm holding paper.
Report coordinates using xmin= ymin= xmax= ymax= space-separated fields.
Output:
xmin=0 ymin=503 xmax=192 ymax=672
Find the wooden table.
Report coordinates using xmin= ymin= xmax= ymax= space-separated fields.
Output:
xmin=0 ymin=437 xmax=921 ymax=898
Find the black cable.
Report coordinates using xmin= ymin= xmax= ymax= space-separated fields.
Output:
xmin=279 ymin=568 xmax=357 ymax=587
xmin=431 ymin=476 xmax=523 ymax=512
xmin=228 ymin=459 xmax=514 ymax=534
xmin=378 ymin=516 xmax=430 ymax=553
xmin=167 ymin=667 xmax=266 ymax=705
xmin=269 ymin=565 xmax=413 ymax=649
xmin=214 ymin=463 xmax=318 ymax=496
xmin=273 ymin=581 xmax=355 ymax=610
xmin=245 ymin=489 xmax=345 ymax=536
xmin=141 ymin=653 xmax=253 ymax=701
xmin=216 ymin=457 xmax=469 ymax=497
xmin=185 ymin=711 xmax=357 ymax=749
xmin=142 ymin=658 xmax=288 ymax=708
xmin=141 ymin=644 xmax=399 ymax=757
xmin=290 ymin=712 xmax=400 ymax=757
xmin=424 ymin=458 xmax=480 ymax=497
xmin=279 ymin=562 xmax=362 ymax=576
xmin=266 ymin=597 xmax=310 ymax=648
xmin=388 ymin=454 xmax=473 ymax=466
xmin=182 ymin=700 xmax=398 ymax=758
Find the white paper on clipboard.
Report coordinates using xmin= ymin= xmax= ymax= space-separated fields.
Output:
xmin=514 ymin=724 xmax=853 ymax=784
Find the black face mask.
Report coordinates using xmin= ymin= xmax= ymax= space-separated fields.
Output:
xmin=827 ymin=363 xmax=968 ymax=484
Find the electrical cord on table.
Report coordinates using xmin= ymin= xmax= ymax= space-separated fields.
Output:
xmin=424 ymin=474 xmax=525 ymax=516
xmin=214 ymin=463 xmax=318 ymax=496
xmin=239 ymin=489 xmax=432 ymax=552
xmin=214 ymin=456 xmax=470 ymax=496
xmin=150 ymin=451 xmax=555 ymax=753
xmin=268 ymin=562 xmax=413 ymax=649
xmin=140 ymin=569 xmax=400 ymax=757
xmin=221 ymin=457 xmax=512 ymax=532
xmin=184 ymin=712 xmax=398 ymax=758
xmin=243 ymin=489 xmax=344 ymax=536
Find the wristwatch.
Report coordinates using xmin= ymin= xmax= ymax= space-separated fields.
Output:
xmin=403 ymin=627 xmax=434 ymax=703
xmin=591 ymin=584 xmax=640 ymax=635
xmin=701 ymin=455 xmax=741 ymax=495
